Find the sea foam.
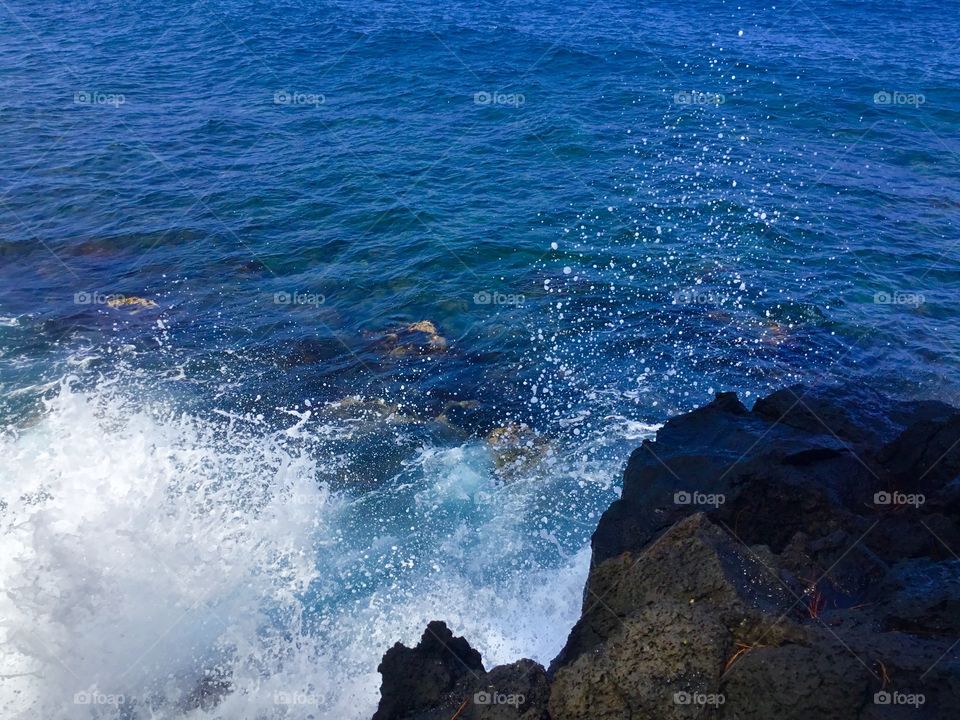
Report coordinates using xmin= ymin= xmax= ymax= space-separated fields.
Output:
xmin=0 ymin=377 xmax=602 ymax=719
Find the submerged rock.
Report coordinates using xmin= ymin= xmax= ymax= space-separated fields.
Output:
xmin=372 ymin=384 xmax=960 ymax=720
xmin=366 ymin=320 xmax=450 ymax=357
xmin=485 ymin=423 xmax=551 ymax=480
xmin=406 ymin=320 xmax=443 ymax=339
xmin=106 ymin=295 xmax=158 ymax=310
xmin=398 ymin=321 xmax=449 ymax=352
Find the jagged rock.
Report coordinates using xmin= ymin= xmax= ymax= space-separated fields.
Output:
xmin=546 ymin=512 xmax=793 ymax=719
xmin=880 ymin=413 xmax=960 ymax=496
xmin=591 ymin=389 xmax=875 ymax=564
xmin=593 ymin=385 xmax=960 ymax=567
xmin=753 ymin=384 xmax=954 ymax=447
xmin=471 ymin=660 xmax=550 ymax=720
xmin=875 ymin=559 xmax=960 ymax=635
xmin=548 ymin=602 xmax=729 ymax=720
xmin=371 ymin=385 xmax=960 ymax=720
xmin=372 ymin=622 xmax=550 ymax=720
xmin=372 ymin=621 xmax=483 ymax=720
xmin=552 ymin=514 xmax=793 ymax=671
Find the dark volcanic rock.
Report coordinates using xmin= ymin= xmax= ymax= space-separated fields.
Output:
xmin=372 ymin=385 xmax=960 ymax=720
xmin=880 ymin=413 xmax=960 ymax=496
xmin=592 ymin=384 xmax=960 ymax=566
xmin=551 ymin=513 xmax=792 ymax=672
xmin=719 ymin=639 xmax=870 ymax=719
xmin=548 ymin=602 xmax=730 ymax=720
xmin=372 ymin=621 xmax=483 ymax=720
xmin=753 ymin=383 xmax=955 ymax=446
xmin=473 ymin=660 xmax=551 ymax=720
xmin=591 ymin=387 xmax=875 ymax=564
xmin=372 ymin=622 xmax=549 ymax=720
xmin=548 ymin=513 xmax=795 ymax=719
xmin=875 ymin=558 xmax=960 ymax=635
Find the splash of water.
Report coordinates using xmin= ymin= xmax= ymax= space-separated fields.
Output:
xmin=0 ymin=375 xmax=617 ymax=719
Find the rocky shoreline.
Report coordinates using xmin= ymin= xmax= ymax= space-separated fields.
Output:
xmin=370 ymin=384 xmax=960 ymax=719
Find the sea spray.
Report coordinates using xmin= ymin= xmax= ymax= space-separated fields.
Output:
xmin=0 ymin=377 xmax=325 ymax=718
xmin=0 ymin=376 xmax=626 ymax=718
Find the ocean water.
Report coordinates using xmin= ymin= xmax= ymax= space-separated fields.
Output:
xmin=0 ymin=0 xmax=958 ymax=717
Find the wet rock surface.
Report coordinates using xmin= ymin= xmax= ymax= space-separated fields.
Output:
xmin=372 ymin=384 xmax=960 ymax=719
xmin=371 ymin=621 xmax=549 ymax=720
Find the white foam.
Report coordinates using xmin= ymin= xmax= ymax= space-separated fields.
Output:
xmin=0 ymin=379 xmax=608 ymax=719
xmin=0 ymin=379 xmax=326 ymax=719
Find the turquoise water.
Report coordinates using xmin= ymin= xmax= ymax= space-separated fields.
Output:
xmin=1 ymin=0 xmax=959 ymax=717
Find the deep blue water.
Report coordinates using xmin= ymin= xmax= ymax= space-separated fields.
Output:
xmin=1 ymin=0 xmax=959 ymax=717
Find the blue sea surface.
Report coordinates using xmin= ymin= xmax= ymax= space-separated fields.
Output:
xmin=0 ymin=0 xmax=958 ymax=717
